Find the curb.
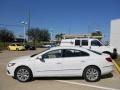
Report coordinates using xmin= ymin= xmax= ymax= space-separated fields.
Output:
xmin=112 ymin=60 xmax=120 ymax=74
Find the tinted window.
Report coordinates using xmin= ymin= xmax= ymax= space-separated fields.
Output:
xmin=16 ymin=44 xmax=22 ymax=46
xmin=82 ymin=40 xmax=88 ymax=46
xmin=75 ymin=40 xmax=80 ymax=46
xmin=63 ymin=49 xmax=89 ymax=57
xmin=10 ymin=44 xmax=15 ymax=46
xmin=91 ymin=40 xmax=102 ymax=46
xmin=43 ymin=49 xmax=62 ymax=59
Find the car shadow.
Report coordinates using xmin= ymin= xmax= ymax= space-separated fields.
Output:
xmin=33 ymin=73 xmax=113 ymax=81
xmin=101 ymin=73 xmax=113 ymax=79
xmin=34 ymin=76 xmax=84 ymax=81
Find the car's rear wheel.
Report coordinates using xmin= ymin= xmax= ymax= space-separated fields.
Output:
xmin=83 ymin=66 xmax=101 ymax=82
xmin=14 ymin=66 xmax=33 ymax=82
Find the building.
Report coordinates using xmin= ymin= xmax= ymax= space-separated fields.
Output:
xmin=110 ymin=19 xmax=120 ymax=54
xmin=63 ymin=34 xmax=103 ymax=39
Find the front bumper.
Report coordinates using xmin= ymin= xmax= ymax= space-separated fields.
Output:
xmin=6 ymin=66 xmax=15 ymax=77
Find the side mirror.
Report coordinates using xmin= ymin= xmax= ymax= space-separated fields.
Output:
xmin=98 ymin=44 xmax=101 ymax=47
xmin=36 ymin=56 xmax=45 ymax=62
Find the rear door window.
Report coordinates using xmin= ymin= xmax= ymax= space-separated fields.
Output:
xmin=62 ymin=49 xmax=89 ymax=57
xmin=81 ymin=40 xmax=88 ymax=46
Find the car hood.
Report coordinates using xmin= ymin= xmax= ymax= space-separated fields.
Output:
xmin=9 ymin=55 xmax=32 ymax=63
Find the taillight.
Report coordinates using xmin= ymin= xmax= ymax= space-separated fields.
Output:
xmin=105 ymin=57 xmax=112 ymax=62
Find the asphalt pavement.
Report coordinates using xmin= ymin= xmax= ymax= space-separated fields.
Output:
xmin=0 ymin=48 xmax=120 ymax=90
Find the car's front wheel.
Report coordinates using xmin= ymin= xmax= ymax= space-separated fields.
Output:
xmin=83 ymin=66 xmax=101 ymax=82
xmin=14 ymin=66 xmax=33 ymax=82
xmin=16 ymin=48 xmax=19 ymax=51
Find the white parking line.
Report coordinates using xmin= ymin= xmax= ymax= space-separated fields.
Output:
xmin=56 ymin=80 xmax=119 ymax=90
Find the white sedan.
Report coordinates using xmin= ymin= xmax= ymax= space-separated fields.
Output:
xmin=6 ymin=46 xmax=114 ymax=82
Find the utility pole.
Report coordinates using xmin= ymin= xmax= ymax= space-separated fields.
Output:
xmin=21 ymin=21 xmax=27 ymax=44
xmin=28 ymin=9 xmax=31 ymax=30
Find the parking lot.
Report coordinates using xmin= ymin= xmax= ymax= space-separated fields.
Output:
xmin=0 ymin=48 xmax=120 ymax=90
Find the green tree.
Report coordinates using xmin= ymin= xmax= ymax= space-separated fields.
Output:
xmin=91 ymin=31 xmax=103 ymax=40
xmin=26 ymin=28 xmax=40 ymax=45
xmin=39 ymin=29 xmax=50 ymax=42
xmin=55 ymin=33 xmax=64 ymax=41
xmin=0 ymin=29 xmax=14 ymax=42
xmin=26 ymin=28 xmax=50 ymax=46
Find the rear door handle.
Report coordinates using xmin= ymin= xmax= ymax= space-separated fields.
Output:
xmin=56 ymin=62 xmax=61 ymax=64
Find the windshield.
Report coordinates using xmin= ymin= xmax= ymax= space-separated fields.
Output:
xmin=88 ymin=49 xmax=102 ymax=55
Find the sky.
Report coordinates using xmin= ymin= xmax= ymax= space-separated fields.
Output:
xmin=0 ymin=0 xmax=120 ymax=40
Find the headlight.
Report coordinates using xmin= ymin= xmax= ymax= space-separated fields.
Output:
xmin=8 ymin=63 xmax=16 ymax=67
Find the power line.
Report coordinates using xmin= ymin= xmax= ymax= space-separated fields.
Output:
xmin=28 ymin=9 xmax=31 ymax=30
xmin=0 ymin=24 xmax=23 ymax=27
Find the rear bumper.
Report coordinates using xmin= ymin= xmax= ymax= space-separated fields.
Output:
xmin=101 ymin=65 xmax=114 ymax=75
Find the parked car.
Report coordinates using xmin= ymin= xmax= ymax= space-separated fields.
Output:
xmin=8 ymin=43 xmax=25 ymax=51
xmin=24 ymin=44 xmax=36 ymax=50
xmin=60 ymin=38 xmax=117 ymax=59
xmin=6 ymin=46 xmax=113 ymax=82
xmin=42 ymin=44 xmax=55 ymax=48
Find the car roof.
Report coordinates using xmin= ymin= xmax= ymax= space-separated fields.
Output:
xmin=10 ymin=43 xmax=21 ymax=44
xmin=61 ymin=38 xmax=98 ymax=41
xmin=9 ymin=43 xmax=22 ymax=45
xmin=49 ymin=46 xmax=89 ymax=52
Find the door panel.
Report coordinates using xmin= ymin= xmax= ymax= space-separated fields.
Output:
xmin=60 ymin=49 xmax=90 ymax=76
xmin=60 ymin=57 xmax=89 ymax=76
xmin=34 ymin=49 xmax=63 ymax=76
xmin=34 ymin=58 xmax=62 ymax=76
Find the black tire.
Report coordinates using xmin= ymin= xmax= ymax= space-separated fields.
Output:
xmin=14 ymin=66 xmax=33 ymax=82
xmin=16 ymin=48 xmax=19 ymax=51
xmin=83 ymin=66 xmax=101 ymax=82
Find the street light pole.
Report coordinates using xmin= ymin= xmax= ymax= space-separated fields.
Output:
xmin=21 ymin=21 xmax=27 ymax=44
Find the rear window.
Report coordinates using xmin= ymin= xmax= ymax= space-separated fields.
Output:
xmin=88 ymin=49 xmax=102 ymax=55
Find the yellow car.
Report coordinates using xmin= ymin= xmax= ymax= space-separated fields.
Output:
xmin=8 ymin=43 xmax=25 ymax=51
